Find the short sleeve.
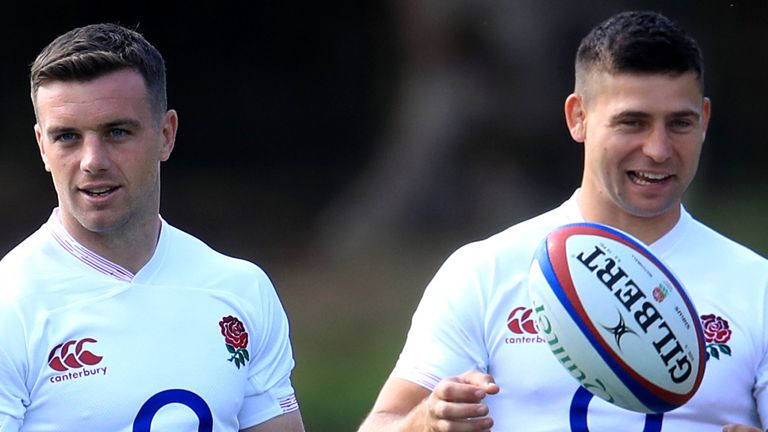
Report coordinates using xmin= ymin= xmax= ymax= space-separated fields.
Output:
xmin=237 ymin=272 xmax=298 ymax=428
xmin=391 ymin=244 xmax=489 ymax=390
xmin=0 ymin=300 xmax=28 ymax=432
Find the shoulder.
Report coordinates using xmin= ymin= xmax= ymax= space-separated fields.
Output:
xmin=164 ymin=223 xmax=264 ymax=267
xmin=0 ymin=225 xmax=57 ymax=329
xmin=0 ymin=224 xmax=53 ymax=269
xmin=686 ymin=218 xmax=768 ymax=270
xmin=0 ymin=224 xmax=61 ymax=295
xmin=669 ymin=217 xmax=768 ymax=300
xmin=157 ymin=222 xmax=275 ymax=292
xmin=450 ymin=206 xmax=566 ymax=268
xmin=431 ymin=205 xmax=567 ymax=291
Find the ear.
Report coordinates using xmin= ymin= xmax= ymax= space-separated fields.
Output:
xmin=701 ymin=97 xmax=711 ymax=141
xmin=34 ymin=123 xmax=51 ymax=172
xmin=159 ymin=109 xmax=178 ymax=161
xmin=564 ymin=93 xmax=587 ymax=143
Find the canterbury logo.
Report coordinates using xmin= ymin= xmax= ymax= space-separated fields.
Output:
xmin=507 ymin=306 xmax=538 ymax=334
xmin=48 ymin=338 xmax=103 ymax=371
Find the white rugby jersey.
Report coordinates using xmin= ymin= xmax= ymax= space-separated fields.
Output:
xmin=0 ymin=210 xmax=299 ymax=431
xmin=392 ymin=190 xmax=768 ymax=431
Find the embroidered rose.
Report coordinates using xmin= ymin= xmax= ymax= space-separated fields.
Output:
xmin=219 ymin=315 xmax=250 ymax=369
xmin=700 ymin=314 xmax=732 ymax=361
xmin=220 ymin=315 xmax=249 ymax=349
xmin=701 ymin=314 xmax=732 ymax=344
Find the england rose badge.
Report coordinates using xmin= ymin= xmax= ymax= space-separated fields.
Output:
xmin=219 ymin=315 xmax=250 ymax=369
xmin=700 ymin=314 xmax=733 ymax=361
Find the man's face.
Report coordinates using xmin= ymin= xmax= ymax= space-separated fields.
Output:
xmin=568 ymin=72 xmax=710 ymax=227
xmin=34 ymin=68 xmax=177 ymax=242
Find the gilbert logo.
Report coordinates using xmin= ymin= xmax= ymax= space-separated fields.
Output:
xmin=48 ymin=338 xmax=107 ymax=383
xmin=505 ymin=306 xmax=545 ymax=344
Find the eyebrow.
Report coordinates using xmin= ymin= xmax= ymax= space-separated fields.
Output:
xmin=45 ymin=119 xmax=142 ymax=138
xmin=667 ymin=110 xmax=701 ymax=119
xmin=610 ymin=110 xmax=701 ymax=123
xmin=45 ymin=125 xmax=77 ymax=139
xmin=101 ymin=119 xmax=142 ymax=130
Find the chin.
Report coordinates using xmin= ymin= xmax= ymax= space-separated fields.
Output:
xmin=76 ymin=215 xmax=129 ymax=235
xmin=624 ymin=202 xmax=679 ymax=219
xmin=614 ymin=191 xmax=679 ymax=217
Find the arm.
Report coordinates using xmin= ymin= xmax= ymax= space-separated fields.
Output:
xmin=0 ymin=303 xmax=26 ymax=432
xmin=238 ymin=269 xmax=303 ymax=431
xmin=240 ymin=410 xmax=305 ymax=432
xmin=358 ymin=371 xmax=499 ymax=432
xmin=721 ymin=425 xmax=763 ymax=432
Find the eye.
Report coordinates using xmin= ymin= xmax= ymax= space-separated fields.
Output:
xmin=55 ymin=132 xmax=78 ymax=142
xmin=669 ymin=118 xmax=695 ymax=132
xmin=109 ymin=128 xmax=129 ymax=138
xmin=615 ymin=118 xmax=646 ymax=131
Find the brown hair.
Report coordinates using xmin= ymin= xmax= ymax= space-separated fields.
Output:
xmin=574 ymin=11 xmax=703 ymax=101
xmin=30 ymin=23 xmax=167 ymax=120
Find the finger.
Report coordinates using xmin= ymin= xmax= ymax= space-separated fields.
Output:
xmin=722 ymin=425 xmax=762 ymax=432
xmin=431 ymin=397 xmax=489 ymax=420
xmin=433 ymin=415 xmax=494 ymax=432
xmin=457 ymin=370 xmax=500 ymax=395
xmin=433 ymin=380 xmax=490 ymax=403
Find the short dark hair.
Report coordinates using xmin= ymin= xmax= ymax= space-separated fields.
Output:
xmin=30 ymin=23 xmax=167 ymax=120
xmin=575 ymin=11 xmax=703 ymax=98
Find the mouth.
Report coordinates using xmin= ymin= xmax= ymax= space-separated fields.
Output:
xmin=80 ymin=186 xmax=119 ymax=197
xmin=628 ymin=171 xmax=672 ymax=185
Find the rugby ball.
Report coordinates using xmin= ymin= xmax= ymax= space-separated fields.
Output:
xmin=527 ymin=222 xmax=706 ymax=413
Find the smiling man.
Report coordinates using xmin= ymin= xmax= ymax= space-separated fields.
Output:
xmin=357 ymin=11 xmax=768 ymax=432
xmin=0 ymin=23 xmax=304 ymax=431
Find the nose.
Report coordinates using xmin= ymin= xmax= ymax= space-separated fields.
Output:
xmin=642 ymin=124 xmax=672 ymax=163
xmin=80 ymin=135 xmax=111 ymax=174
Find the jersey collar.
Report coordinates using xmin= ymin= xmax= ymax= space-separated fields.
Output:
xmin=47 ymin=208 xmax=138 ymax=282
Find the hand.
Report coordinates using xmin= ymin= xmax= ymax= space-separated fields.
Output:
xmin=419 ymin=370 xmax=500 ymax=432
xmin=722 ymin=424 xmax=763 ymax=432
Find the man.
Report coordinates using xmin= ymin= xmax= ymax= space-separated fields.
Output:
xmin=0 ymin=23 xmax=305 ymax=431
xmin=357 ymin=11 xmax=768 ymax=432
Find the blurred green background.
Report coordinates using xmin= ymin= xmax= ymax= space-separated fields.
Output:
xmin=1 ymin=1 xmax=766 ymax=430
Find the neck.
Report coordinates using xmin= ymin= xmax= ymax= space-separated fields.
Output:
xmin=60 ymin=213 xmax=161 ymax=274
xmin=577 ymin=192 xmax=681 ymax=245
